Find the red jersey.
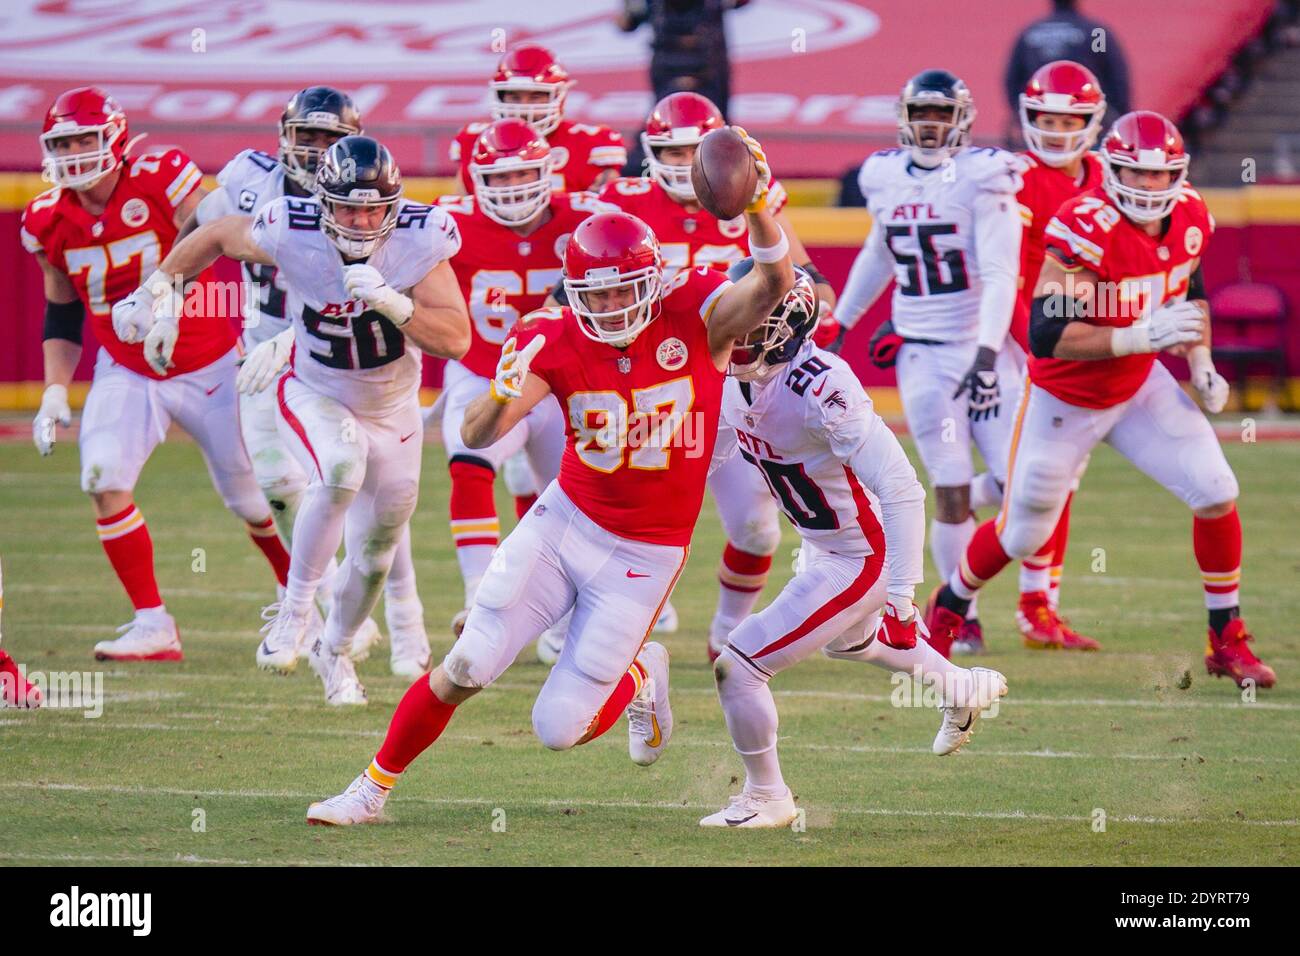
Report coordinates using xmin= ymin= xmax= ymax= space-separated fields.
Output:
xmin=437 ymin=190 xmax=617 ymax=378
xmin=451 ymin=118 xmax=627 ymax=194
xmin=598 ymin=176 xmax=789 ymax=281
xmin=21 ymin=148 xmax=235 ymax=379
xmin=1011 ymin=151 xmax=1104 ymax=350
xmin=512 ymin=266 xmax=731 ymax=547
xmin=1033 ymin=185 xmax=1215 ymax=409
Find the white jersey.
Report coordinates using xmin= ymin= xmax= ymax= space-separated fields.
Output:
xmin=854 ymin=146 xmax=1025 ymax=343
xmin=250 ymin=195 xmax=461 ymax=418
xmin=196 ymin=148 xmax=291 ymax=346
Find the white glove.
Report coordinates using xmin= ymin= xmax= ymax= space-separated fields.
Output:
xmin=143 ymin=314 xmax=179 ymax=376
xmin=343 ymin=263 xmax=413 ymax=327
xmin=731 ymin=125 xmax=773 ymax=213
xmin=1188 ymin=346 xmax=1229 ymax=414
xmin=236 ymin=328 xmax=294 ymax=395
xmin=111 ymin=287 xmax=156 ymax=344
xmin=33 ymin=383 xmax=71 ymax=456
xmin=1111 ymin=301 xmax=1204 ymax=356
xmin=491 ymin=335 xmax=545 ymax=403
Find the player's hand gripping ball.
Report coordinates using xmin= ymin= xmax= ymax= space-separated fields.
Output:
xmin=691 ymin=126 xmax=770 ymax=221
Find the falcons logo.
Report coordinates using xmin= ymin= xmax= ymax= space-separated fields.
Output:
xmin=822 ymin=389 xmax=847 ymax=410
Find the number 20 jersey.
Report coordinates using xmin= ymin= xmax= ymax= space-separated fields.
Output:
xmin=510 ymin=266 xmax=731 ymax=547
xmin=250 ymin=195 xmax=461 ymax=417
xmin=857 ymin=146 xmax=1025 ymax=342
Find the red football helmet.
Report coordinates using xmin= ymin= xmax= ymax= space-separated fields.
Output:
xmin=40 ymin=87 xmax=129 ymax=191
xmin=1101 ymin=111 xmax=1189 ymax=223
xmin=469 ymin=119 xmax=554 ymax=227
xmin=1020 ymin=60 xmax=1106 ymax=167
xmin=489 ymin=43 xmax=573 ymax=137
xmin=563 ymin=213 xmax=663 ymax=346
xmin=641 ymin=92 xmax=725 ymax=203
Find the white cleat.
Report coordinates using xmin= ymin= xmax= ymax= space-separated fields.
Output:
xmin=306 ymin=773 xmax=388 ymax=826
xmin=93 ymin=612 xmax=183 ymax=662
xmin=256 ymin=603 xmax=308 ymax=674
xmin=652 ymin=601 xmax=679 ymax=635
xmin=347 ymin=617 xmax=384 ymax=663
xmin=536 ymin=626 xmax=565 ymax=665
xmin=933 ymin=666 xmax=1008 ymax=756
xmin=387 ymin=597 xmax=432 ymax=679
xmin=628 ymin=641 xmax=672 ymax=766
xmin=700 ymin=789 xmax=799 ymax=829
xmin=307 ymin=636 xmax=368 ymax=706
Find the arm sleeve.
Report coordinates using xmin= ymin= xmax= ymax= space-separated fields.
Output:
xmin=972 ymin=186 xmax=1023 ymax=351
xmin=43 ymin=298 xmax=85 ymax=345
xmin=836 ymin=220 xmax=895 ymax=329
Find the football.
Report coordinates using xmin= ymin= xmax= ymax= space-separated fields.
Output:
xmin=690 ymin=127 xmax=758 ymax=221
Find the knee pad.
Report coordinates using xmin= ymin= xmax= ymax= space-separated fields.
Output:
xmin=728 ymin=515 xmax=781 ymax=559
xmin=374 ymin=479 xmax=419 ymax=530
xmin=442 ymin=630 xmax=495 ymax=690
xmin=1018 ymin=457 xmax=1071 ymax=515
xmin=999 ymin=521 xmax=1051 ymax=562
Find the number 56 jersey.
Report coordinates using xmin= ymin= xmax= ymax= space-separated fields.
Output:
xmin=250 ymin=195 xmax=461 ymax=418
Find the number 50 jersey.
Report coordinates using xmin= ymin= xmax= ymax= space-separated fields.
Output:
xmin=857 ymin=145 xmax=1026 ymax=342
xmin=250 ymin=194 xmax=461 ymax=418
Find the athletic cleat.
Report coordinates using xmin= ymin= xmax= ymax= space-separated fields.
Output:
xmin=94 ymin=613 xmax=183 ymax=662
xmin=951 ymin=617 xmax=986 ymax=655
xmin=536 ymin=626 xmax=565 ymax=665
xmin=0 ymin=650 xmax=42 ymax=708
xmin=699 ymin=788 xmax=798 ymax=828
xmin=347 ymin=617 xmax=384 ymax=664
xmin=922 ymin=586 xmax=962 ymax=660
xmin=652 ymin=600 xmax=679 ymax=635
xmin=256 ymin=603 xmax=307 ymax=673
xmin=307 ymin=636 xmax=368 ymax=706
xmin=307 ymin=773 xmax=388 ymax=826
xmin=628 ymin=641 xmax=672 ymax=766
xmin=1016 ymin=592 xmax=1065 ymax=650
xmin=934 ymin=666 xmax=1008 ymax=755
xmin=1205 ymin=619 xmax=1275 ymax=689
xmin=1057 ymin=615 xmax=1101 ymax=651
xmin=450 ymin=608 xmax=469 ymax=638
xmin=387 ymin=597 xmax=432 ymax=679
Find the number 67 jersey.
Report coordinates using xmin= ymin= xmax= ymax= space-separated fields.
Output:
xmin=250 ymin=194 xmax=461 ymax=418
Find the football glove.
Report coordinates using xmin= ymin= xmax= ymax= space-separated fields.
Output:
xmin=878 ymin=599 xmax=919 ymax=650
xmin=731 ymin=125 xmax=773 ymax=214
xmin=953 ymin=345 xmax=1000 ymax=421
xmin=1112 ymin=300 xmax=1204 ymax=356
xmin=143 ymin=314 xmax=179 ymax=376
xmin=1188 ymin=346 xmax=1230 ymax=414
xmin=868 ymin=319 xmax=904 ymax=369
xmin=32 ymin=383 xmax=71 ymax=457
xmin=236 ymin=327 xmax=294 ymax=395
xmin=491 ymin=335 xmax=545 ymax=403
xmin=111 ymin=287 xmax=156 ymax=344
xmin=343 ymin=263 xmax=413 ymax=327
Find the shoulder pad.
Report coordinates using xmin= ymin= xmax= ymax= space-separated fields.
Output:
xmin=958 ymin=146 xmax=1026 ymax=193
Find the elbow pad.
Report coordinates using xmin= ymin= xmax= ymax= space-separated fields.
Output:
xmin=43 ymin=299 xmax=85 ymax=344
xmin=1028 ymin=294 xmax=1078 ymax=359
xmin=1187 ymin=265 xmax=1206 ymax=302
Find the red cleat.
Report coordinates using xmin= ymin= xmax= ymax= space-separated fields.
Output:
xmin=0 ymin=649 xmax=42 ymax=709
xmin=951 ymin=617 xmax=985 ymax=655
xmin=1016 ymin=592 xmax=1065 ymax=650
xmin=922 ymin=586 xmax=963 ymax=660
xmin=1057 ymin=615 xmax=1101 ymax=651
xmin=1205 ymin=619 xmax=1276 ymax=689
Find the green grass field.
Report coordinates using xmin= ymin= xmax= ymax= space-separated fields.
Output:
xmin=1 ymin=427 xmax=1297 ymax=866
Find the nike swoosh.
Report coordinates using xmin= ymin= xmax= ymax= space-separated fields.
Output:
xmin=206 ymin=384 xmax=221 ymax=396
xmin=626 ymin=570 xmax=650 ymax=579
xmin=726 ymin=813 xmax=759 ymax=827
xmin=957 ymin=714 xmax=974 ymax=732
xmin=644 ymin=713 xmax=662 ymax=748
xmin=400 ymin=432 xmax=416 ymax=443
xmin=811 ymin=381 xmax=826 ymax=397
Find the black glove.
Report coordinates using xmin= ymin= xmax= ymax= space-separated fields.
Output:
xmin=953 ymin=346 xmax=1000 ymax=421
xmin=867 ymin=319 xmax=904 ymax=369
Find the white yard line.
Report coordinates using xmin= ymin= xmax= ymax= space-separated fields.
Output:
xmin=0 ymin=851 xmax=373 ymax=867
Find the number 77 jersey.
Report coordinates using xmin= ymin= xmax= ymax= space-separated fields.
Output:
xmin=510 ymin=266 xmax=732 ymax=547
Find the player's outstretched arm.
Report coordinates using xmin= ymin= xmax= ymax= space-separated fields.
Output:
xmin=461 ymin=336 xmax=552 ymax=449
xmin=161 ymin=214 xmax=274 ymax=283
xmin=705 ymin=207 xmax=795 ymax=364
xmin=403 ymin=260 xmax=472 ymax=360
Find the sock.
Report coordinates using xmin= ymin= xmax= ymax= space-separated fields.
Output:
xmin=970 ymin=471 xmax=1003 ymax=511
xmin=514 ymin=493 xmax=538 ymax=519
xmin=930 ymin=515 xmax=976 ymax=590
xmin=96 ymin=504 xmax=163 ymax=611
xmin=283 ymin=483 xmax=353 ymax=617
xmin=716 ymin=653 xmax=785 ymax=793
xmin=449 ymin=460 xmax=499 ymax=607
xmin=1048 ymin=493 xmax=1072 ymax=609
xmin=1018 ymin=544 xmax=1054 ymax=598
xmin=1208 ymin=606 xmax=1240 ymax=635
xmin=372 ymin=676 xmax=458 ymax=780
xmin=713 ymin=543 xmax=773 ymax=634
xmin=1194 ymin=506 xmax=1242 ymax=617
xmin=950 ymin=519 xmax=1013 ymax=601
xmin=579 ymin=660 xmax=648 ymax=744
xmin=247 ymin=517 xmax=291 ymax=587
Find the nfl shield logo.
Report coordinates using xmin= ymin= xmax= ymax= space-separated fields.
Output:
xmin=518 ymin=242 xmax=532 ymax=257
xmin=617 ymin=356 xmax=632 ymax=374
xmin=683 ymin=218 xmax=697 ymax=234
xmin=744 ymin=414 xmax=755 ymax=428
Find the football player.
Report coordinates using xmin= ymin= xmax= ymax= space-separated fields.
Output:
xmin=837 ymin=69 xmax=1025 ymax=653
xmin=449 ymin=42 xmax=627 ymax=194
xmin=24 ymin=87 xmax=292 ymax=662
xmin=304 ymin=131 xmax=795 ymax=825
xmin=183 ymin=87 xmax=431 ymax=678
xmin=924 ymin=112 xmax=1275 ymax=690
xmin=115 ymin=136 xmax=470 ymax=704
xmin=704 ymin=259 xmax=1007 ymax=827
xmin=435 ymin=119 xmax=617 ymax=639
xmin=550 ymin=91 xmax=842 ymax=660
xmin=0 ymin=557 xmax=43 ymax=709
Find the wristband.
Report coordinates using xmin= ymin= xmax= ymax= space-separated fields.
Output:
xmin=1110 ymin=324 xmax=1151 ymax=357
xmin=749 ymin=229 xmax=789 ymax=264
